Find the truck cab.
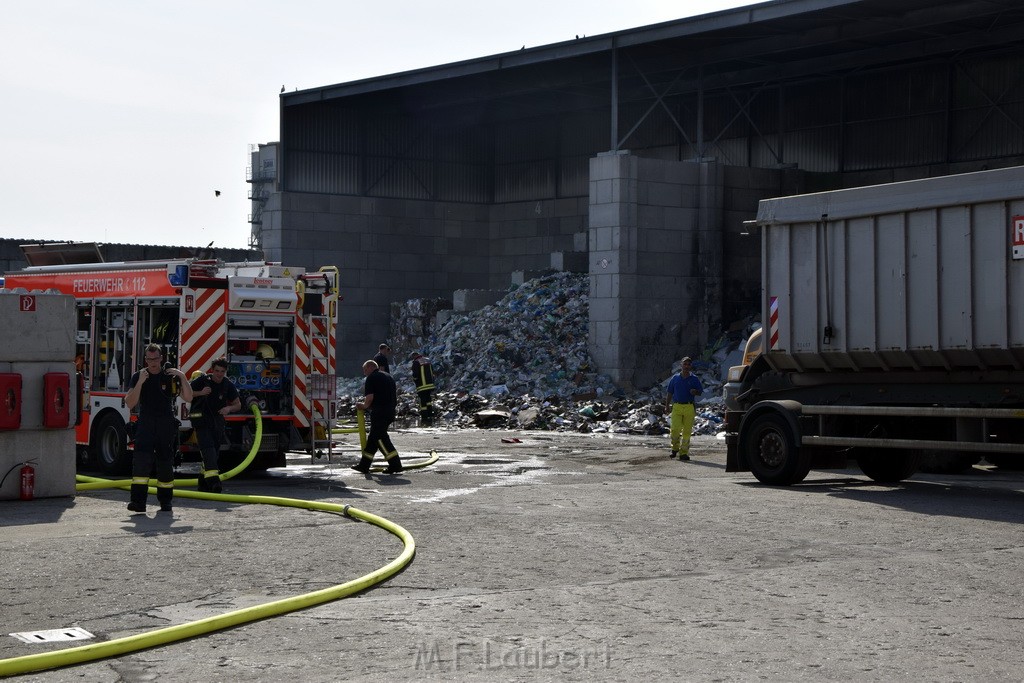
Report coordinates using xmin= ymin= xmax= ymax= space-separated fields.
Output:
xmin=722 ymin=327 xmax=763 ymax=413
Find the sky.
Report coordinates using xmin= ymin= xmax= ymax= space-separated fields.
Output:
xmin=0 ymin=1 xmax=755 ymax=249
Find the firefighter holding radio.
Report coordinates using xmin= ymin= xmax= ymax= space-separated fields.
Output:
xmin=125 ymin=343 xmax=193 ymax=513
xmin=189 ymin=357 xmax=241 ymax=493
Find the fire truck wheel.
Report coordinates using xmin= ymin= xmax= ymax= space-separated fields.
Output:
xmin=742 ymin=411 xmax=811 ymax=486
xmin=91 ymin=412 xmax=132 ymax=475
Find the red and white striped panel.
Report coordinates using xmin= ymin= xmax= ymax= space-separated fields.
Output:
xmin=311 ymin=316 xmax=330 ymax=420
xmin=179 ymin=289 xmax=227 ymax=379
xmin=311 ymin=317 xmax=330 ymax=375
xmin=293 ymin=315 xmax=311 ymax=427
xmin=328 ymin=310 xmax=336 ymax=376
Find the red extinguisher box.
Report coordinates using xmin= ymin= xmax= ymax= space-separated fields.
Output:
xmin=0 ymin=373 xmax=22 ymax=430
xmin=43 ymin=372 xmax=71 ymax=429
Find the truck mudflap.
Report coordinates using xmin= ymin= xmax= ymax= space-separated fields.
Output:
xmin=724 ymin=410 xmax=742 ymax=472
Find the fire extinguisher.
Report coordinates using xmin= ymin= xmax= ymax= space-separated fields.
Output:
xmin=20 ymin=462 xmax=34 ymax=501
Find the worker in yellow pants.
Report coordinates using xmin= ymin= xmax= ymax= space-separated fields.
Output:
xmin=665 ymin=356 xmax=703 ymax=461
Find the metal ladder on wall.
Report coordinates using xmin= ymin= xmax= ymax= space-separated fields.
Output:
xmin=307 ymin=314 xmax=336 ymax=460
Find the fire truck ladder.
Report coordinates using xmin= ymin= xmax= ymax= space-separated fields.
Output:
xmin=307 ymin=314 xmax=336 ymax=460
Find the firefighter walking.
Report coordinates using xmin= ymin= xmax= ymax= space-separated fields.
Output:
xmin=352 ymin=360 xmax=404 ymax=474
xmin=124 ymin=344 xmax=193 ymax=513
xmin=410 ymin=352 xmax=436 ymax=426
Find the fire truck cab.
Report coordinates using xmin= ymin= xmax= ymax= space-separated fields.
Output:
xmin=3 ymin=244 xmax=339 ymax=474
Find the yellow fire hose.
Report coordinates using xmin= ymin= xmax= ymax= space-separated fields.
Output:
xmin=76 ymin=403 xmax=265 ymax=492
xmin=0 ymin=408 xmax=418 ymax=678
xmin=332 ymin=409 xmax=367 ymax=451
xmin=332 ymin=410 xmax=440 ymax=471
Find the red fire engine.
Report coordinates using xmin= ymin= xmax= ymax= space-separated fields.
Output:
xmin=3 ymin=245 xmax=339 ymax=474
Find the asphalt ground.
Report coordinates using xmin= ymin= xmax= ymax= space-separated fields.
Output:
xmin=3 ymin=427 xmax=1024 ymax=682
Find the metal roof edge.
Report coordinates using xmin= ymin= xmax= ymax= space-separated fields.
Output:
xmin=283 ymin=0 xmax=863 ymax=105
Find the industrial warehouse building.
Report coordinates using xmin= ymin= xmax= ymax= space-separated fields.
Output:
xmin=244 ymin=1 xmax=1024 ymax=385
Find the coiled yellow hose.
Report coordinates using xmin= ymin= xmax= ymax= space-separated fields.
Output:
xmin=0 ymin=408 xmax=417 ymax=678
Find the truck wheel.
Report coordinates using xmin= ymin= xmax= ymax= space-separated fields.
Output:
xmin=856 ymin=451 xmax=922 ymax=482
xmin=742 ymin=411 xmax=811 ymax=485
xmin=91 ymin=413 xmax=132 ymax=475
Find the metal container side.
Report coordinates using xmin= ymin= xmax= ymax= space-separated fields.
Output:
xmin=756 ymin=166 xmax=1024 ymax=372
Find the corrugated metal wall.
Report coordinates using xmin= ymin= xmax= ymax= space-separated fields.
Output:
xmin=281 ymin=50 xmax=1024 ymax=203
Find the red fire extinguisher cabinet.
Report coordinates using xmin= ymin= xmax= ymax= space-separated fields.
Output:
xmin=43 ymin=372 xmax=71 ymax=429
xmin=0 ymin=373 xmax=21 ymax=430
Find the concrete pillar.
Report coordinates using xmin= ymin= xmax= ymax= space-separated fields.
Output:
xmin=588 ymin=152 xmax=724 ymax=389
xmin=588 ymin=151 xmax=639 ymax=387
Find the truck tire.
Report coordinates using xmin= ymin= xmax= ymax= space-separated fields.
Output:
xmin=856 ymin=451 xmax=922 ymax=482
xmin=91 ymin=412 xmax=132 ymax=475
xmin=741 ymin=411 xmax=811 ymax=485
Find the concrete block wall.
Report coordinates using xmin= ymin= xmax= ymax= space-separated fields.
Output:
xmin=486 ymin=197 xmax=589 ymax=289
xmin=263 ymin=192 xmax=491 ymax=374
xmin=550 ymin=250 xmax=588 ymax=273
xmin=453 ymin=289 xmax=505 ymax=312
xmin=264 ymin=191 xmax=593 ymax=373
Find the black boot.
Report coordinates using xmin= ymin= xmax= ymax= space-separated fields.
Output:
xmin=156 ymin=487 xmax=173 ymax=512
xmin=383 ymin=456 xmax=404 ymax=475
xmin=197 ymin=471 xmax=222 ymax=493
xmin=351 ymin=456 xmax=373 ymax=474
xmin=127 ymin=484 xmax=148 ymax=513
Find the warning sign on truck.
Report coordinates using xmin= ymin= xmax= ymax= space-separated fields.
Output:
xmin=1013 ymin=215 xmax=1024 ymax=259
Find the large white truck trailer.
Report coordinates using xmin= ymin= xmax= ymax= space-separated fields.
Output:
xmin=724 ymin=166 xmax=1024 ymax=485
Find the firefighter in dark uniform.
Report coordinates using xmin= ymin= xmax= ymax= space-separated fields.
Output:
xmin=124 ymin=343 xmax=193 ymax=513
xmin=410 ymin=352 xmax=436 ymax=426
xmin=372 ymin=343 xmax=391 ymax=374
xmin=351 ymin=360 xmax=404 ymax=474
xmin=189 ymin=357 xmax=241 ymax=493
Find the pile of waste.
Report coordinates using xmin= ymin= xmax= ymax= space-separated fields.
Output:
xmin=335 ymin=272 xmax=754 ymax=436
